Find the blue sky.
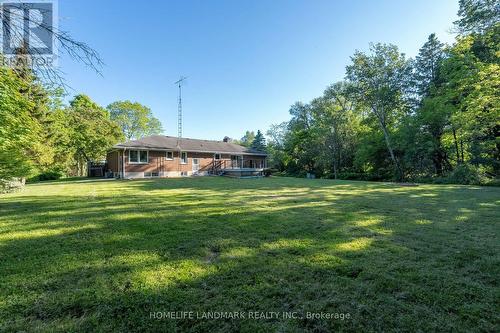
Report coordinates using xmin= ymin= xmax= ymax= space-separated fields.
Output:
xmin=59 ymin=0 xmax=459 ymax=141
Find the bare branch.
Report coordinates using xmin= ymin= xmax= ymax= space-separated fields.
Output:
xmin=1 ymin=3 xmax=103 ymax=89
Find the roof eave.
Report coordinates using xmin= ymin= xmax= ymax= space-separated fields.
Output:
xmin=112 ymin=145 xmax=267 ymax=156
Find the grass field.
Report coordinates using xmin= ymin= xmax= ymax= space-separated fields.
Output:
xmin=0 ymin=177 xmax=499 ymax=332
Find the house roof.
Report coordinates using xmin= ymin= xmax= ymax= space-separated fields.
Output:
xmin=113 ymin=135 xmax=267 ymax=156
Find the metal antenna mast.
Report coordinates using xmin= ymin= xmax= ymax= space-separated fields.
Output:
xmin=174 ymin=76 xmax=187 ymax=138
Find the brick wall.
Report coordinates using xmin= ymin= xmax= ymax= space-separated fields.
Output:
xmin=106 ymin=149 xmax=266 ymax=178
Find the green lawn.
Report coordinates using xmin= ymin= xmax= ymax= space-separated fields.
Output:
xmin=0 ymin=177 xmax=499 ymax=332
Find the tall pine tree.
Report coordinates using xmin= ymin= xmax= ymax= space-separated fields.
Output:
xmin=251 ymin=130 xmax=266 ymax=151
xmin=454 ymin=0 xmax=500 ymax=34
xmin=414 ymin=33 xmax=445 ymax=101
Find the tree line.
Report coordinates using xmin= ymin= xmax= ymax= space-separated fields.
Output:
xmin=0 ymin=60 xmax=163 ymax=189
xmin=262 ymin=0 xmax=499 ymax=185
xmin=1 ymin=0 xmax=497 ymax=190
xmin=224 ymin=130 xmax=267 ymax=152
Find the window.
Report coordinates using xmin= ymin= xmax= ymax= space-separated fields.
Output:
xmin=166 ymin=151 xmax=173 ymax=160
xmin=181 ymin=152 xmax=188 ymax=164
xmin=144 ymin=172 xmax=159 ymax=178
xmin=140 ymin=151 xmax=148 ymax=163
xmin=214 ymin=153 xmax=221 ymax=160
xmin=129 ymin=150 xmax=148 ymax=163
xmin=231 ymin=155 xmax=241 ymax=168
xmin=129 ymin=150 xmax=138 ymax=162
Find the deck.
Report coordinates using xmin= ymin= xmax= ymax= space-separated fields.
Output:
xmin=221 ymin=168 xmax=265 ymax=177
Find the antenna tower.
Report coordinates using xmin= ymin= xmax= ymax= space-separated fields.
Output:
xmin=174 ymin=76 xmax=187 ymax=138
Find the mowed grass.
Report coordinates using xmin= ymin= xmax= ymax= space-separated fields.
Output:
xmin=0 ymin=177 xmax=499 ymax=332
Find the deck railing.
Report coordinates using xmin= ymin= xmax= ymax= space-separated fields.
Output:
xmin=205 ymin=158 xmax=266 ymax=175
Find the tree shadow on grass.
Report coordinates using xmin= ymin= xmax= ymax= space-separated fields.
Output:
xmin=0 ymin=177 xmax=498 ymax=332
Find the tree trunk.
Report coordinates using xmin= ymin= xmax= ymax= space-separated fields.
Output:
xmin=373 ymin=106 xmax=403 ymax=181
xmin=433 ymin=143 xmax=444 ymax=176
xmin=330 ymin=143 xmax=338 ymax=179
xmin=460 ymin=139 xmax=465 ymax=163
xmin=433 ymin=151 xmax=444 ymax=176
xmin=332 ymin=158 xmax=338 ymax=179
xmin=452 ymin=128 xmax=461 ymax=164
xmin=335 ymin=147 xmax=342 ymax=180
xmin=380 ymin=122 xmax=403 ymax=181
xmin=430 ymin=131 xmax=445 ymax=176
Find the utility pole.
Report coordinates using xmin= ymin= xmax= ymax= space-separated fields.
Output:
xmin=174 ymin=76 xmax=187 ymax=138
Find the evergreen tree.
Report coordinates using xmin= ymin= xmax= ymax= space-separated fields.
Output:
xmin=414 ymin=33 xmax=445 ymax=100
xmin=408 ymin=34 xmax=449 ymax=176
xmin=454 ymin=0 xmax=500 ymax=34
xmin=251 ymin=130 xmax=267 ymax=151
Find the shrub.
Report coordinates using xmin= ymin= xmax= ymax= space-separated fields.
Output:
xmin=336 ymin=172 xmax=366 ymax=180
xmin=272 ymin=171 xmax=294 ymax=177
xmin=430 ymin=177 xmax=447 ymax=184
xmin=482 ymin=178 xmax=500 ymax=187
xmin=0 ymin=178 xmax=25 ymax=193
xmin=336 ymin=172 xmax=387 ymax=181
xmin=445 ymin=164 xmax=481 ymax=185
xmin=263 ymin=168 xmax=276 ymax=177
xmin=30 ymin=170 xmax=64 ymax=182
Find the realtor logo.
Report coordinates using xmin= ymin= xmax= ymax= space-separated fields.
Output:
xmin=1 ymin=0 xmax=57 ymax=65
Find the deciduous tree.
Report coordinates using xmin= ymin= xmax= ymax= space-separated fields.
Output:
xmin=68 ymin=95 xmax=124 ymax=175
xmin=107 ymin=100 xmax=163 ymax=140
xmin=346 ymin=43 xmax=412 ymax=180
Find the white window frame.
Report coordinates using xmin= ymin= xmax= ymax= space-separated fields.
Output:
xmin=144 ymin=171 xmax=159 ymax=178
xmin=165 ymin=151 xmax=174 ymax=160
xmin=180 ymin=152 xmax=188 ymax=164
xmin=129 ymin=150 xmax=148 ymax=164
xmin=214 ymin=153 xmax=221 ymax=160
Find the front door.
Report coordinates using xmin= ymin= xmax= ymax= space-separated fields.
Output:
xmin=192 ymin=158 xmax=200 ymax=174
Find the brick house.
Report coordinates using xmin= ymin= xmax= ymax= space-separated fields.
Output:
xmin=106 ymin=135 xmax=267 ymax=178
